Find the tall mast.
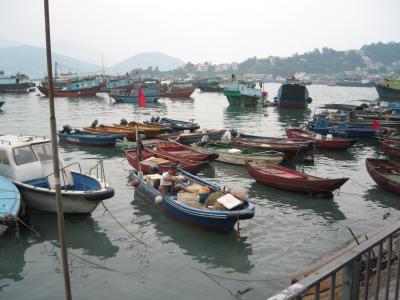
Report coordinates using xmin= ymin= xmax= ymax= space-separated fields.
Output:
xmin=43 ymin=1 xmax=72 ymax=299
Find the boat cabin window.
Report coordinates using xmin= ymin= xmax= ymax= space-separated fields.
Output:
xmin=13 ymin=146 xmax=37 ymax=165
xmin=0 ymin=150 xmax=9 ymax=165
xmin=32 ymin=143 xmax=53 ymax=161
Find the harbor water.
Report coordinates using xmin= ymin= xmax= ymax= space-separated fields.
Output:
xmin=0 ymin=84 xmax=399 ymax=299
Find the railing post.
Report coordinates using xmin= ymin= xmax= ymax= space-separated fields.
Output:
xmin=341 ymin=257 xmax=361 ymax=300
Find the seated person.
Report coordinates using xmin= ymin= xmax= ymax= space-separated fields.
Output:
xmin=158 ymin=164 xmax=193 ymax=195
xmin=159 ymin=165 xmax=182 ymax=195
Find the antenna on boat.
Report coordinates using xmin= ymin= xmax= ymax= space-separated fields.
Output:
xmin=43 ymin=1 xmax=72 ymax=299
xmin=101 ymin=53 xmax=105 ymax=75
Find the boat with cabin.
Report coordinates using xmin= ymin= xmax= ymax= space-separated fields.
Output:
xmin=109 ymin=80 xmax=161 ymax=103
xmin=128 ymin=168 xmax=255 ymax=232
xmin=223 ymin=81 xmax=262 ymax=107
xmin=275 ymin=77 xmax=312 ymax=109
xmin=39 ymin=76 xmax=105 ymax=97
xmin=0 ymin=176 xmax=21 ymax=236
xmin=0 ymin=72 xmax=34 ymax=93
xmin=375 ymin=78 xmax=400 ymax=101
xmin=197 ymin=77 xmax=224 ymax=92
xmin=161 ymin=82 xmax=195 ymax=98
xmin=0 ymin=135 xmax=115 ymax=214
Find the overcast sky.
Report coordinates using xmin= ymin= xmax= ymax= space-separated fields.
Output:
xmin=1 ymin=0 xmax=399 ymax=64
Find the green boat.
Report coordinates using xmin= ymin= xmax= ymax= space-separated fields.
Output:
xmin=223 ymin=82 xmax=262 ymax=107
xmin=192 ymin=143 xmax=284 ymax=165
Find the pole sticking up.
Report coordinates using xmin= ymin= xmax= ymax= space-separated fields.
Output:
xmin=43 ymin=1 xmax=72 ymax=299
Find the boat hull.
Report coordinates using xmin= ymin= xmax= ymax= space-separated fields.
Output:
xmin=224 ymin=90 xmax=259 ymax=106
xmin=0 ymin=176 xmax=21 ymax=236
xmin=130 ymin=170 xmax=255 ymax=232
xmin=38 ymin=86 xmax=101 ymax=97
xmin=156 ymin=141 xmax=219 ymax=162
xmin=0 ymin=82 xmax=34 ymax=93
xmin=312 ymin=127 xmax=378 ymax=138
xmin=58 ymin=132 xmax=125 ymax=147
xmin=13 ymin=172 xmax=114 ymax=214
xmin=366 ymin=158 xmax=400 ymax=194
xmin=245 ymin=161 xmax=348 ymax=194
xmin=375 ymin=84 xmax=400 ymax=101
xmin=379 ymin=140 xmax=400 ymax=157
xmin=192 ymin=147 xmax=284 ymax=165
xmin=285 ymin=128 xmax=358 ymax=150
xmin=176 ymin=130 xmax=226 ymax=145
xmin=162 ymin=87 xmax=195 ymax=98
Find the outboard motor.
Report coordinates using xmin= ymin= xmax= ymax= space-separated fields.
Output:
xmin=120 ymin=118 xmax=128 ymax=126
xmin=229 ymin=129 xmax=238 ymax=138
xmin=307 ymin=97 xmax=312 ymax=104
xmin=149 ymin=165 xmax=160 ymax=175
xmin=155 ymin=116 xmax=160 ymax=123
xmin=150 ymin=116 xmax=156 ymax=123
xmin=220 ymin=131 xmax=232 ymax=144
xmin=61 ymin=124 xmax=72 ymax=134
xmin=90 ymin=119 xmax=98 ymax=128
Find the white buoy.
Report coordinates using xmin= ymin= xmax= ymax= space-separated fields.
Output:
xmin=155 ymin=195 xmax=163 ymax=204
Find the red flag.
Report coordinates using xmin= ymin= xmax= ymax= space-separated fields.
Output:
xmin=138 ymin=87 xmax=146 ymax=108
xmin=372 ymin=120 xmax=381 ymax=129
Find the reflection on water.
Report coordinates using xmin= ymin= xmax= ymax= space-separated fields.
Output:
xmin=249 ymin=181 xmax=346 ymax=223
xmin=132 ymin=192 xmax=254 ymax=273
xmin=2 ymin=85 xmax=400 ymax=299
xmin=0 ymin=210 xmax=118 ymax=283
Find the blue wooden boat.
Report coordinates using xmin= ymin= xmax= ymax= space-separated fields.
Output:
xmin=109 ymin=86 xmax=160 ymax=103
xmin=312 ymin=127 xmax=378 ymax=138
xmin=311 ymin=117 xmax=379 ymax=138
xmin=144 ymin=117 xmax=200 ymax=132
xmin=275 ymin=78 xmax=312 ymax=109
xmin=58 ymin=129 xmax=125 ymax=147
xmin=0 ymin=176 xmax=21 ymax=236
xmin=129 ymin=169 xmax=255 ymax=232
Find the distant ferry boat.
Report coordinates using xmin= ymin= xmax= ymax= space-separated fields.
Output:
xmin=39 ymin=76 xmax=105 ymax=97
xmin=375 ymin=77 xmax=400 ymax=101
xmin=275 ymin=78 xmax=312 ymax=109
xmin=0 ymin=72 xmax=34 ymax=93
xmin=223 ymin=81 xmax=262 ymax=107
xmin=336 ymin=79 xmax=373 ymax=87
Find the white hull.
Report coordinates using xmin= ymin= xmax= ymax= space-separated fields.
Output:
xmin=0 ymin=224 xmax=8 ymax=236
xmin=13 ymin=176 xmax=113 ymax=214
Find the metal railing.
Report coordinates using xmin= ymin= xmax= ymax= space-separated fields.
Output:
xmin=268 ymin=221 xmax=400 ymax=300
xmin=87 ymin=159 xmax=107 ymax=188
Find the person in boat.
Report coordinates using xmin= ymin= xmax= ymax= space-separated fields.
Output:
xmin=159 ymin=165 xmax=185 ymax=195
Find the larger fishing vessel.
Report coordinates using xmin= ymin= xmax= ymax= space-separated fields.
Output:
xmin=38 ymin=76 xmax=105 ymax=97
xmin=0 ymin=72 xmax=34 ymax=93
xmin=375 ymin=78 xmax=400 ymax=101
xmin=223 ymin=81 xmax=262 ymax=107
xmin=275 ymin=77 xmax=312 ymax=109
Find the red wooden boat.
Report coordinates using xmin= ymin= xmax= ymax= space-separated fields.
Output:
xmin=285 ymin=128 xmax=358 ymax=150
xmin=38 ymin=85 xmax=103 ymax=97
xmin=245 ymin=161 xmax=348 ymax=195
xmin=226 ymin=139 xmax=308 ymax=162
xmin=366 ymin=158 xmax=400 ymax=194
xmin=155 ymin=141 xmax=219 ymax=162
xmin=125 ymin=148 xmax=208 ymax=174
xmin=379 ymin=139 xmax=400 ymax=157
xmin=162 ymin=83 xmax=195 ymax=98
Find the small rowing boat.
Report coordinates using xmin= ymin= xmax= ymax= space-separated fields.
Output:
xmin=285 ymin=128 xmax=358 ymax=150
xmin=155 ymin=141 xmax=219 ymax=162
xmin=0 ymin=176 xmax=21 ymax=236
xmin=245 ymin=161 xmax=348 ymax=195
xmin=129 ymin=169 xmax=255 ymax=232
xmin=113 ymin=121 xmax=172 ymax=139
xmin=58 ymin=129 xmax=125 ymax=147
xmin=125 ymin=148 xmax=209 ymax=174
xmin=379 ymin=139 xmax=400 ymax=157
xmin=366 ymin=158 xmax=400 ymax=194
xmin=83 ymin=125 xmax=136 ymax=141
xmin=192 ymin=143 xmax=284 ymax=165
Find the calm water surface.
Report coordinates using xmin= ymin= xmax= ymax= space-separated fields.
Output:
xmin=1 ymin=84 xmax=399 ymax=299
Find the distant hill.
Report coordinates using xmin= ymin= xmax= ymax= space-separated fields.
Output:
xmin=0 ymin=45 xmax=102 ymax=78
xmin=232 ymin=42 xmax=400 ymax=76
xmin=111 ymin=52 xmax=185 ymax=73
